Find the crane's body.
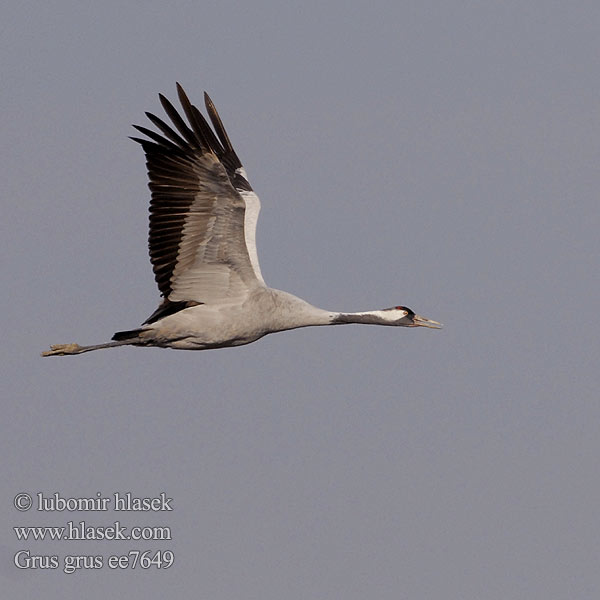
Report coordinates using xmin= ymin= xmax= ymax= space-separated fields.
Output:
xmin=125 ymin=289 xmax=334 ymax=351
xmin=43 ymin=85 xmax=441 ymax=357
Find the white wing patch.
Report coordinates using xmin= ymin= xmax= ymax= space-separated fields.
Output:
xmin=240 ymin=189 xmax=264 ymax=284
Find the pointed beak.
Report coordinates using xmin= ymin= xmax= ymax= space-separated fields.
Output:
xmin=412 ymin=314 xmax=443 ymax=329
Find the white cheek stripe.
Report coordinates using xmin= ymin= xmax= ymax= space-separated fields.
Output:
xmin=358 ymin=309 xmax=407 ymax=322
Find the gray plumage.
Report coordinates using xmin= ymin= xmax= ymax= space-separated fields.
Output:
xmin=42 ymin=84 xmax=441 ymax=357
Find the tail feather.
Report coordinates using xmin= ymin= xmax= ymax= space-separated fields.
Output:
xmin=112 ymin=328 xmax=143 ymax=341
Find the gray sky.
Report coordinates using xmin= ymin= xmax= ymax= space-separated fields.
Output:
xmin=2 ymin=2 xmax=599 ymax=598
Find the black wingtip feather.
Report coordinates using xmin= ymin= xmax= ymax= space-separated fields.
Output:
xmin=176 ymin=83 xmax=216 ymax=152
xmin=132 ymin=124 xmax=183 ymax=151
xmin=144 ymin=112 xmax=189 ymax=148
xmin=203 ymin=91 xmax=234 ymax=154
xmin=158 ymin=93 xmax=197 ymax=148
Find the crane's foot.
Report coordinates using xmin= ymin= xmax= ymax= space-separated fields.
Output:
xmin=41 ymin=343 xmax=83 ymax=356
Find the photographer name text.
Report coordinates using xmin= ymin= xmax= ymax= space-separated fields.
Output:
xmin=15 ymin=492 xmax=172 ymax=512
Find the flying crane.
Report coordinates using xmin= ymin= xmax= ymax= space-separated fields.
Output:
xmin=43 ymin=84 xmax=441 ymax=356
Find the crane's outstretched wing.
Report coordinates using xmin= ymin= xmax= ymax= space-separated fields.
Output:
xmin=131 ymin=84 xmax=265 ymax=320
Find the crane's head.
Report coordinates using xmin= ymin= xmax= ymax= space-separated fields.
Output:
xmin=382 ymin=306 xmax=443 ymax=328
xmin=332 ymin=306 xmax=442 ymax=328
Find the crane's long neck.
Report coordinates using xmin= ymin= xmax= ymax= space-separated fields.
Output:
xmin=267 ymin=291 xmax=397 ymax=330
xmin=270 ymin=289 xmax=383 ymax=330
xmin=291 ymin=306 xmax=396 ymax=328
